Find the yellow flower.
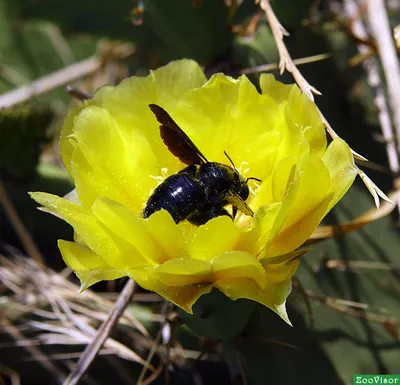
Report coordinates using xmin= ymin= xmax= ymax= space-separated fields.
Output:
xmin=30 ymin=60 xmax=357 ymax=324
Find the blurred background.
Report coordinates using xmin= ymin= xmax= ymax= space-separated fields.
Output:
xmin=0 ymin=0 xmax=400 ymax=384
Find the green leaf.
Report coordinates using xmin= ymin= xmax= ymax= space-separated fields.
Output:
xmin=179 ymin=289 xmax=255 ymax=340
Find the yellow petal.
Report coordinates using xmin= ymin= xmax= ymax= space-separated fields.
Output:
xmin=129 ymin=267 xmax=212 ymax=313
xmin=190 ymin=216 xmax=241 ymax=261
xmin=59 ymin=104 xmax=86 ymax=176
xmin=30 ymin=192 xmax=146 ymax=269
xmin=145 ymin=209 xmax=190 ymax=261
xmin=58 ymin=240 xmax=127 ymax=291
xmin=176 ymin=74 xmax=282 ymax=180
xmin=285 ymin=86 xmax=326 ymax=157
xmin=262 ymin=251 xmax=302 ymax=283
xmin=91 ymin=198 xmax=187 ymax=265
xmin=215 ymin=277 xmax=293 ymax=324
xmin=212 ymin=251 xmax=267 ymax=290
xmin=259 ymin=73 xmax=293 ymax=104
xmin=70 ymin=147 xmax=127 ymax=211
xmin=92 ymin=59 xmax=207 ymax=173
xmin=238 ymin=203 xmax=281 ymax=255
xmin=321 ymin=138 xmax=358 ymax=215
xmin=94 ymin=59 xmax=206 ymax=118
xmin=260 ymin=74 xmax=326 ymax=158
xmin=70 ymin=105 xmax=158 ymax=211
xmin=265 ymin=155 xmax=331 ymax=257
xmin=153 ymin=259 xmax=212 ymax=286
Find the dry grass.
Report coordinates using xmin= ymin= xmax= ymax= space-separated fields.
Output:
xmin=0 ymin=255 xmax=219 ymax=384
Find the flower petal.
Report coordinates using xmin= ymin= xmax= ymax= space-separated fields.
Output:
xmin=260 ymin=74 xmax=326 ymax=158
xmin=259 ymin=73 xmax=293 ymax=104
xmin=262 ymin=250 xmax=302 ymax=283
xmin=238 ymin=203 xmax=281 ymax=255
xmin=92 ymin=59 xmax=207 ymax=173
xmin=58 ymin=240 xmax=127 ymax=291
xmin=266 ymin=155 xmax=331 ymax=257
xmin=215 ymin=277 xmax=293 ymax=325
xmin=129 ymin=267 xmax=212 ymax=313
xmin=176 ymin=74 xmax=282 ymax=180
xmin=59 ymin=104 xmax=86 ymax=176
xmin=190 ymin=216 xmax=241 ymax=261
xmin=30 ymin=192 xmax=146 ymax=269
xmin=285 ymin=86 xmax=326 ymax=157
xmin=92 ymin=198 xmax=187 ymax=265
xmin=321 ymin=138 xmax=358 ymax=214
xmin=212 ymin=251 xmax=267 ymax=290
xmin=70 ymin=105 xmax=158 ymax=211
xmin=153 ymin=259 xmax=212 ymax=286
xmin=94 ymin=59 xmax=207 ymax=118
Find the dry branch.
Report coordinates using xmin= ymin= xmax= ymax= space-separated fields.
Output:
xmin=0 ymin=57 xmax=100 ymax=109
xmin=259 ymin=0 xmax=321 ymax=100
xmin=62 ymin=279 xmax=137 ymax=385
xmin=240 ymin=53 xmax=330 ymax=75
xmin=0 ymin=42 xmax=135 ymax=109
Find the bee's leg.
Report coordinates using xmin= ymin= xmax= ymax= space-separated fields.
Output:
xmin=188 ymin=205 xmax=232 ymax=226
xmin=232 ymin=206 xmax=237 ymax=220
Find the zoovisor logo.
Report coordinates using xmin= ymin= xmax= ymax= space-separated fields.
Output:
xmin=354 ymin=375 xmax=400 ymax=384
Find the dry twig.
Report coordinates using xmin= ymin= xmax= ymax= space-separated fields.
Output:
xmin=0 ymin=42 xmax=135 ymax=109
xmin=0 ymin=57 xmax=100 ymax=109
xmin=259 ymin=0 xmax=321 ymax=100
xmin=62 ymin=279 xmax=137 ymax=385
xmin=239 ymin=53 xmax=330 ymax=75
xmin=302 ymin=289 xmax=398 ymax=332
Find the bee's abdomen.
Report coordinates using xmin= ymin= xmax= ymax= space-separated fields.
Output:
xmin=143 ymin=173 xmax=205 ymax=223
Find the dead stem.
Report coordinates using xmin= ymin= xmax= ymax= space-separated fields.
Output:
xmin=63 ymin=279 xmax=137 ymax=385
xmin=259 ymin=0 xmax=321 ymax=99
xmin=0 ymin=57 xmax=100 ymax=109
xmin=240 ymin=53 xmax=331 ymax=75
xmin=0 ymin=42 xmax=135 ymax=109
xmin=302 ymin=289 xmax=398 ymax=334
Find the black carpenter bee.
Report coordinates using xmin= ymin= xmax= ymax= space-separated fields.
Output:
xmin=143 ymin=104 xmax=260 ymax=226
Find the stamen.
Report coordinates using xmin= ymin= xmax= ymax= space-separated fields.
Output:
xmin=249 ymin=180 xmax=261 ymax=196
xmin=237 ymin=161 xmax=249 ymax=175
xmin=161 ymin=167 xmax=169 ymax=178
xmin=149 ymin=167 xmax=169 ymax=186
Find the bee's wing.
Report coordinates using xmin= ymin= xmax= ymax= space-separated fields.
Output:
xmin=149 ymin=104 xmax=207 ymax=165
xmin=226 ymin=192 xmax=254 ymax=217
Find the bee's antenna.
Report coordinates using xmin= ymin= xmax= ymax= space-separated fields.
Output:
xmin=224 ymin=151 xmax=236 ymax=170
xmin=245 ymin=177 xmax=262 ymax=183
